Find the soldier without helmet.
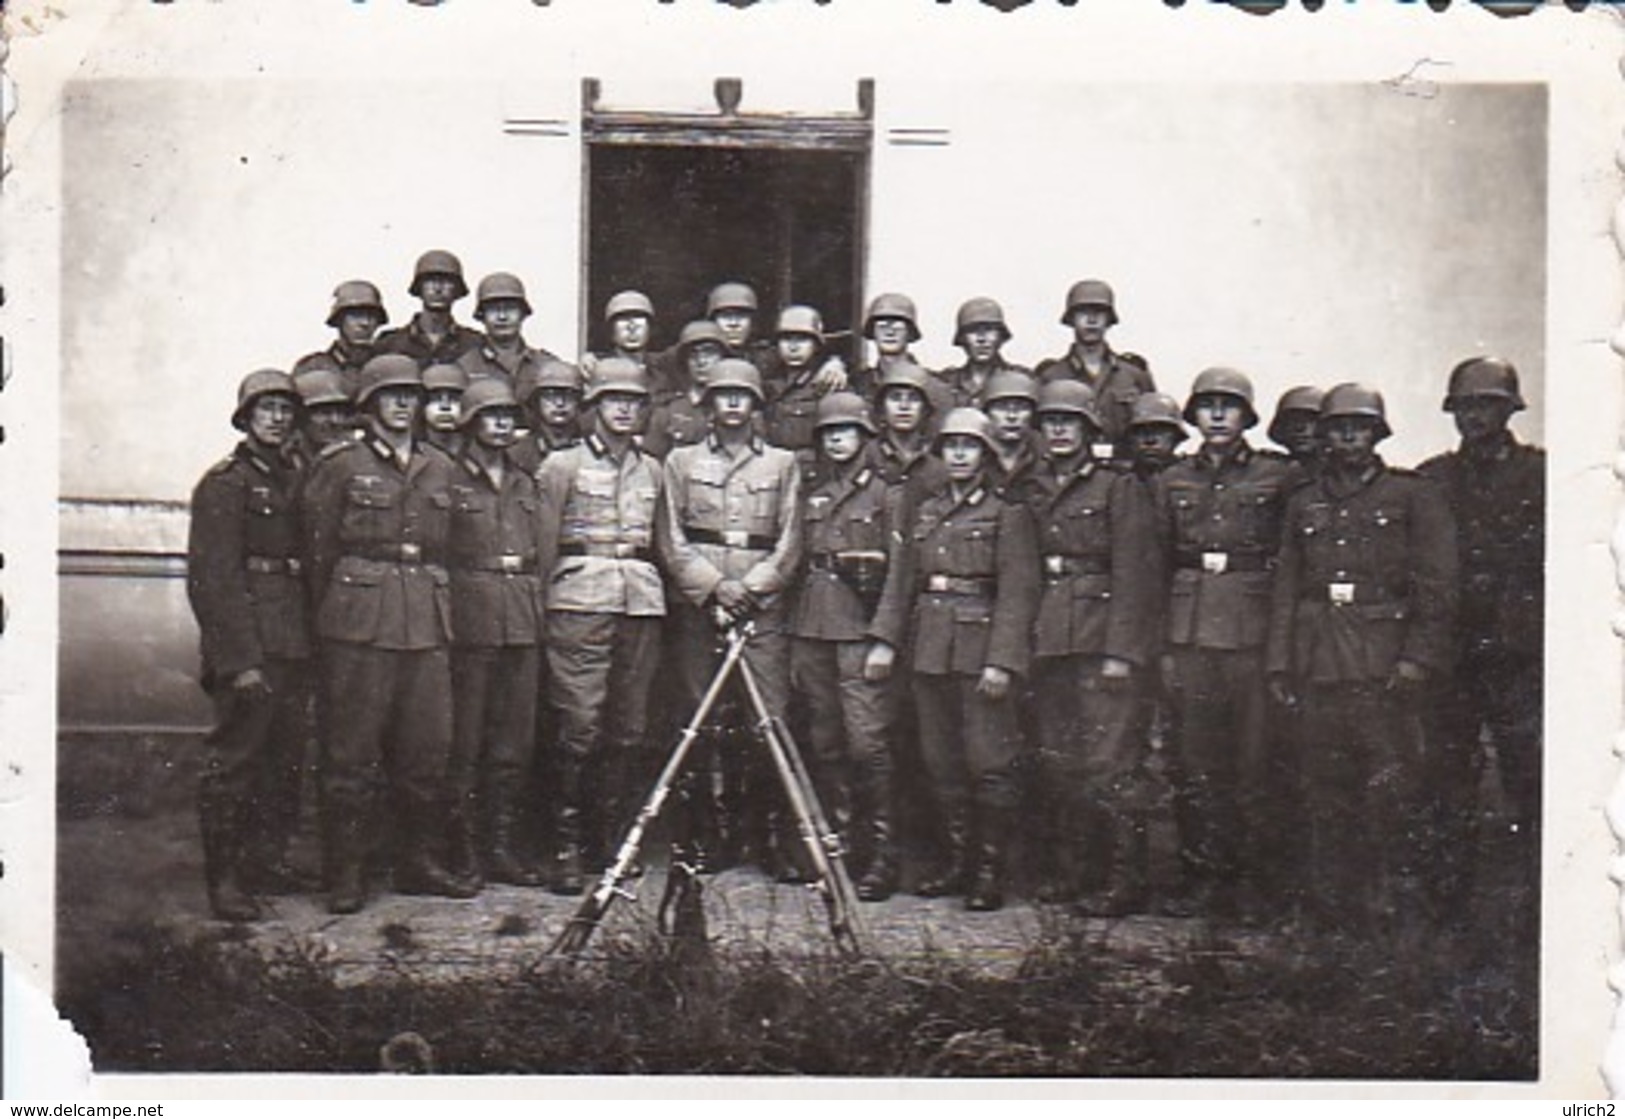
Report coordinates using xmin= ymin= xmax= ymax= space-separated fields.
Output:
xmin=187 ymin=371 xmax=317 ymax=920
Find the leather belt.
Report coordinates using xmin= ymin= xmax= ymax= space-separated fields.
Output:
xmin=924 ymin=574 xmax=993 ymax=596
xmin=461 ymin=554 xmax=536 ymax=575
xmin=1308 ymin=583 xmax=1403 ymax=607
xmin=1175 ymin=551 xmax=1275 ymax=574
xmin=808 ymin=550 xmax=888 ymax=572
xmin=686 ymin=526 xmax=776 ymax=550
xmin=246 ymin=555 xmax=301 ymax=575
xmin=349 ymin=542 xmax=435 ymax=564
xmin=559 ymin=541 xmax=655 ymax=562
xmin=1042 ymin=554 xmax=1110 ymax=577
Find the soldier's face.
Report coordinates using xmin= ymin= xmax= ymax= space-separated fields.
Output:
xmin=1193 ymin=394 xmax=1249 ymax=448
xmin=424 ymin=389 xmax=463 ymax=433
xmin=473 ymin=408 xmax=519 ymax=449
xmin=709 ymin=388 xmax=757 ymax=429
xmin=1452 ymin=396 xmax=1517 ymax=443
xmin=961 ymin=325 xmax=1003 ymax=364
xmin=871 ymin=317 xmax=911 ymax=356
xmin=373 ymin=387 xmax=421 ymax=433
xmin=940 ymin=434 xmax=985 ymax=481
xmin=1321 ymin=416 xmax=1380 ymax=467
xmin=820 ymin=424 xmax=864 ymax=464
xmin=248 ymin=394 xmax=298 ymax=448
xmin=337 ymin=307 xmax=383 ymax=346
xmin=611 ymin=314 xmax=650 ymax=353
xmin=536 ymin=388 xmax=581 ymax=430
xmin=417 ymin=275 xmax=460 ymax=311
xmin=881 ymin=387 xmax=926 ymax=434
xmin=1069 ymin=306 xmax=1112 ymax=345
xmin=597 ymin=391 xmax=647 ymax=437
xmin=777 ymin=333 xmax=818 ymax=369
xmin=713 ymin=309 xmax=753 ymax=349
xmin=687 ymin=342 xmax=724 ymax=381
xmin=1132 ymin=426 xmax=1182 ymax=465
xmin=306 ymin=403 xmax=356 ymax=448
xmin=1041 ymin=412 xmax=1088 ymax=459
xmin=1274 ymin=412 xmax=1319 ymax=458
xmin=479 ymin=299 xmax=527 ymax=343
xmin=986 ymin=398 xmax=1035 ymax=445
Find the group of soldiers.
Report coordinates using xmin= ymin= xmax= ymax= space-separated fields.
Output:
xmin=186 ymin=248 xmax=1544 ymax=946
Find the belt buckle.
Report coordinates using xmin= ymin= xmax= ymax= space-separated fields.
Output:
xmin=498 ymin=554 xmax=522 ymax=574
xmin=1044 ymin=555 xmax=1066 ymax=576
xmin=723 ymin=529 xmax=750 ymax=548
xmin=1202 ymin=551 xmax=1229 ymax=575
xmin=1090 ymin=442 xmax=1116 ymax=461
xmin=399 ymin=542 xmax=422 ymax=563
xmin=285 ymin=557 xmax=302 ymax=576
xmin=614 ymin=543 xmax=637 ymax=559
xmin=927 ymin=574 xmax=950 ymax=593
xmin=1328 ymin=582 xmax=1356 ymax=605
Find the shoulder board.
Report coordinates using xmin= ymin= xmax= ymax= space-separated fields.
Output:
xmin=316 ymin=435 xmax=358 ymax=460
xmin=206 ymin=456 xmax=238 ymax=477
xmin=854 ymin=467 xmax=874 ymax=488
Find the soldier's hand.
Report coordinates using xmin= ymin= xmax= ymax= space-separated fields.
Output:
xmin=812 ymin=355 xmax=849 ymax=394
xmin=1387 ymin=659 xmax=1428 ymax=698
xmin=1099 ymin=657 xmax=1133 ymax=692
xmin=863 ymin=642 xmax=896 ymax=682
xmin=713 ymin=579 xmax=754 ymax=617
xmin=976 ymin=665 xmax=1013 ymax=701
xmin=1159 ymin=654 xmax=1181 ymax=693
xmin=231 ymin=667 xmax=272 ymax=700
xmin=1267 ymin=673 xmax=1297 ymax=709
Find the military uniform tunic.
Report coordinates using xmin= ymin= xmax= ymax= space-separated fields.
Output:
xmin=456 ymin=339 xmax=561 ymax=391
xmin=374 ymin=315 xmax=482 ymax=368
xmin=1034 ymin=347 xmax=1156 ymax=446
xmin=293 ymin=341 xmax=373 ymax=402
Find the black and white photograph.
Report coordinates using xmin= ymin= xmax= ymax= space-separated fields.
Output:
xmin=2 ymin=0 xmax=1619 ymax=1099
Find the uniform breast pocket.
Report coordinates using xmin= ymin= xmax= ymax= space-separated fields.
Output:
xmin=452 ymin=487 xmax=489 ymax=516
xmin=953 ymin=525 xmax=996 ymax=572
xmin=688 ymin=479 xmax=727 ymax=520
xmin=746 ymin=477 xmax=782 ymax=521
xmin=1169 ymin=490 xmax=1202 ymax=537
xmin=247 ymin=485 xmax=278 ymax=518
xmin=1237 ymin=489 xmax=1283 ymax=545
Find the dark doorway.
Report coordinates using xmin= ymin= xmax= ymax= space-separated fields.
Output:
xmin=583 ymin=144 xmax=867 ymax=363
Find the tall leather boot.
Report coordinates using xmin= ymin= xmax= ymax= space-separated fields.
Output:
xmin=1034 ymin=788 xmax=1084 ymax=905
xmin=856 ymin=810 xmax=899 ymax=902
xmin=965 ymin=807 xmax=1008 ymax=912
xmin=550 ymin=757 xmax=587 ymax=896
xmin=1075 ymin=812 xmax=1148 ymax=918
xmin=326 ymin=800 xmax=370 ymax=916
xmin=395 ymin=794 xmax=480 ymax=898
xmin=200 ymin=793 xmax=262 ymax=922
xmin=484 ymin=789 xmax=543 ymax=887
xmin=916 ymin=806 xmax=970 ymax=898
xmin=444 ymin=797 xmax=483 ymax=890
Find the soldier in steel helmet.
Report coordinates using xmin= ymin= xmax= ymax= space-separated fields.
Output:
xmin=1020 ymin=380 xmax=1161 ymax=914
xmin=1125 ymin=392 xmax=1189 ymax=481
xmin=1153 ymin=367 xmax=1302 ymax=922
xmin=533 ymin=358 xmax=667 ymax=893
xmin=1265 ymin=386 xmax=1325 ymax=472
xmin=659 ymin=357 xmax=804 ymax=873
xmin=978 ymin=369 xmax=1044 ymax=500
xmin=187 ymin=371 xmax=317 ymax=920
xmin=300 ymin=354 xmax=477 ymax=913
xmin=865 ymin=358 xmax=949 ymax=504
xmin=374 ymin=249 xmax=482 ymax=368
xmin=1266 ymin=384 xmax=1458 ymax=940
xmin=1417 ymin=357 xmax=1543 ymax=942
xmin=764 ymin=304 xmax=838 ymax=455
xmin=510 ymin=358 xmax=586 ymax=475
xmin=870 ymin=408 xmax=1039 ymax=911
xmin=644 ymin=319 xmax=726 ymax=460
xmin=442 ymin=379 xmax=549 ymax=892
xmin=855 ymin=292 xmax=929 ymax=403
xmin=457 ymin=272 xmax=561 ymax=391
xmin=1035 ymin=279 xmax=1157 ymax=450
xmin=788 ymin=392 xmax=908 ymax=901
xmin=292 ymin=368 xmax=360 ymax=456
xmin=293 ymin=280 xmax=389 ymax=401
xmin=420 ymin=363 xmax=469 ymax=459
xmin=935 ymin=298 xmax=1031 ymax=414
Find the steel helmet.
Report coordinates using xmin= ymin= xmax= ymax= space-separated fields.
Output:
xmin=1060 ymin=279 xmax=1118 ymax=326
xmin=232 ymin=369 xmax=300 ymax=430
xmin=954 ymin=297 xmax=1011 ymax=345
xmin=876 ymin=359 xmax=935 ymax=406
xmin=1127 ymin=391 xmax=1187 ymax=435
xmin=703 ymin=358 xmax=766 ymax=404
xmin=584 ymin=356 xmax=652 ymax=403
xmin=409 ymin=249 xmax=469 ymax=300
xmin=677 ymin=319 xmax=728 ymax=353
xmin=474 ymin=272 xmax=533 ymax=318
xmin=934 ymin=407 xmax=997 ymax=451
xmin=1443 ymin=356 xmax=1525 ymax=412
xmin=776 ymin=304 xmax=824 ymax=339
xmin=516 ymin=358 xmax=585 ymax=403
xmin=813 ymin=391 xmax=877 ymax=435
xmin=604 ymin=290 xmax=655 ymax=323
xmin=1035 ymin=379 xmax=1106 ymax=431
xmin=325 ymin=280 xmax=388 ymax=328
xmin=354 ymin=354 xmax=424 ymax=408
xmin=421 ymin=363 xmax=469 ymax=394
xmin=706 ymin=282 xmax=759 ymax=317
xmin=293 ymin=368 xmax=351 ymax=409
xmin=1267 ymin=385 xmax=1325 ymax=444
xmin=1183 ymin=366 xmax=1259 ymax=427
xmin=459 ymin=379 xmax=522 ymax=427
xmin=863 ymin=293 xmax=922 ymax=342
xmin=1319 ymin=382 xmax=1392 ymax=441
xmin=982 ymin=369 xmax=1039 ymax=407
